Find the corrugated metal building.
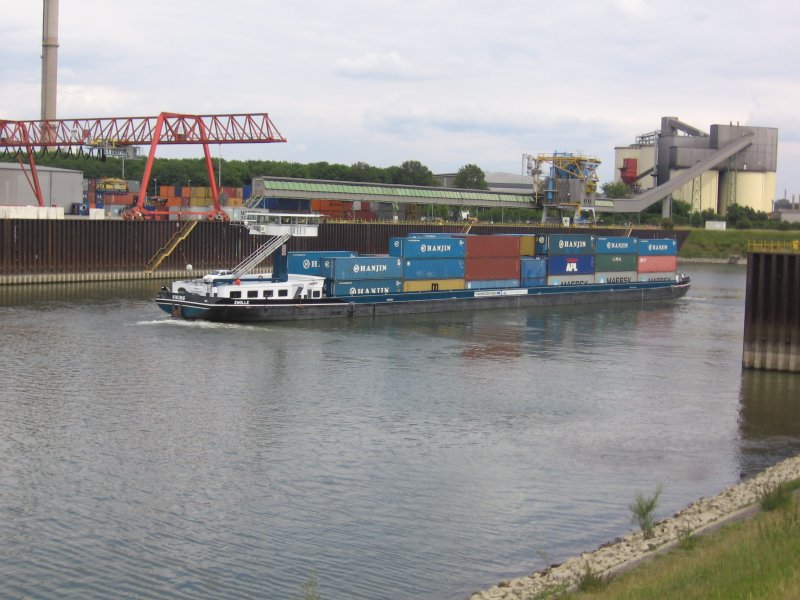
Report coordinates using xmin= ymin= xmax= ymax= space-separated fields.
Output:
xmin=0 ymin=163 xmax=83 ymax=208
xmin=614 ymin=117 xmax=778 ymax=214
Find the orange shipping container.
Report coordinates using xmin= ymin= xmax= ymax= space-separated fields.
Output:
xmin=637 ymin=255 xmax=677 ymax=273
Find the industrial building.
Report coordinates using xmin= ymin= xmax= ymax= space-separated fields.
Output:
xmin=0 ymin=162 xmax=82 ymax=208
xmin=614 ymin=116 xmax=778 ymax=215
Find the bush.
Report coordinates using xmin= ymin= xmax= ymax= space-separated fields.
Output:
xmin=630 ymin=484 xmax=664 ymax=539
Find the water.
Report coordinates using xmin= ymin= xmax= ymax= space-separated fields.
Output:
xmin=1 ymin=264 xmax=799 ymax=600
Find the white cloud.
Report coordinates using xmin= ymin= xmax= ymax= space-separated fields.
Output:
xmin=0 ymin=0 xmax=798 ymax=195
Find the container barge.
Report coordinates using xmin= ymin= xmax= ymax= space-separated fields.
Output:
xmin=156 ymin=216 xmax=690 ymax=322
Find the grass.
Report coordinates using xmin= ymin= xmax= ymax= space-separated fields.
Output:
xmin=678 ymin=229 xmax=800 ymax=259
xmin=568 ymin=494 xmax=800 ymax=599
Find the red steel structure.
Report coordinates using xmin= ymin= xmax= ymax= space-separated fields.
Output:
xmin=0 ymin=112 xmax=286 ymax=219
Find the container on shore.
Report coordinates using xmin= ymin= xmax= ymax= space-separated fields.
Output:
xmin=288 ymin=251 xmax=359 ymax=276
xmin=595 ymin=271 xmax=638 ymax=284
xmin=323 ymin=256 xmax=404 ymax=280
xmin=637 ymin=255 xmax=678 ymax=273
xmin=637 ymin=272 xmax=678 ymax=283
xmin=389 ymin=237 xmax=467 ymax=258
xmin=637 ymin=239 xmax=678 ymax=256
xmin=403 ymin=258 xmax=465 ymax=280
xmin=595 ymin=254 xmax=638 ymax=272
xmin=403 ymin=278 xmax=466 ymax=292
xmin=595 ymin=236 xmax=638 ymax=254
xmin=547 ymin=255 xmax=595 ymax=276
xmin=466 ymin=279 xmax=520 ymax=290
xmin=547 ymin=274 xmax=596 ymax=286
xmin=327 ymin=279 xmax=403 ymax=296
xmin=465 ymin=257 xmax=521 ymax=281
xmin=466 ymin=235 xmax=521 ymax=258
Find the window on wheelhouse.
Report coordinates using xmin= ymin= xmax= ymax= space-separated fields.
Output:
xmin=278 ymin=289 xmax=288 ymax=298
xmin=229 ymin=291 xmax=242 ymax=299
xmin=263 ymin=290 xmax=273 ymax=298
xmin=247 ymin=290 xmax=258 ymax=298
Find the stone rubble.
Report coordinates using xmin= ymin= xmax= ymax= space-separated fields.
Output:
xmin=469 ymin=454 xmax=800 ymax=600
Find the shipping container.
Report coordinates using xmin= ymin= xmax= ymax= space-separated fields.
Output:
xmin=288 ymin=251 xmax=359 ymax=276
xmin=403 ymin=278 xmax=466 ymax=292
xmin=595 ymin=253 xmax=638 ymax=272
xmin=595 ymin=271 xmax=638 ymax=284
xmin=466 ymin=235 xmax=521 ymax=258
xmin=521 ymin=277 xmax=546 ymax=287
xmin=520 ymin=257 xmax=547 ymax=279
xmin=637 ymin=272 xmax=678 ymax=283
xmin=403 ymin=258 xmax=465 ymax=280
xmin=637 ymin=255 xmax=678 ymax=273
xmin=323 ymin=256 xmax=404 ymax=280
xmin=518 ymin=235 xmax=537 ymax=256
xmin=389 ymin=236 xmax=467 ymax=258
xmin=546 ymin=234 xmax=595 ymax=255
xmin=327 ymin=279 xmax=403 ymax=296
xmin=533 ymin=235 xmax=549 ymax=256
xmin=547 ymin=274 xmax=596 ymax=286
xmin=547 ymin=255 xmax=595 ymax=275
xmin=408 ymin=233 xmax=466 ymax=238
xmin=466 ymin=279 xmax=520 ymax=290
xmin=637 ymin=238 xmax=678 ymax=256
xmin=595 ymin=236 xmax=638 ymax=254
xmin=465 ymin=257 xmax=520 ymax=281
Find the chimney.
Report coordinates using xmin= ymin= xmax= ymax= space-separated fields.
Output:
xmin=41 ymin=0 xmax=59 ymax=122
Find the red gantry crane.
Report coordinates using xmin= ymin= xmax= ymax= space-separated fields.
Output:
xmin=0 ymin=112 xmax=287 ymax=220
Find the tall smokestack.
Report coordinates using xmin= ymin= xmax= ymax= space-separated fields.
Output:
xmin=41 ymin=0 xmax=59 ymax=122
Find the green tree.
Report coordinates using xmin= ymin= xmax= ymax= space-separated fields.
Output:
xmin=453 ymin=164 xmax=488 ymax=190
xmin=395 ymin=160 xmax=435 ymax=186
xmin=601 ymin=181 xmax=631 ymax=199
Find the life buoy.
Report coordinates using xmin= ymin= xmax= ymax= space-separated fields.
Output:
xmin=234 ymin=279 xmax=241 ymax=285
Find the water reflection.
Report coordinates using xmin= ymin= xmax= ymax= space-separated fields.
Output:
xmin=738 ymin=369 xmax=800 ymax=477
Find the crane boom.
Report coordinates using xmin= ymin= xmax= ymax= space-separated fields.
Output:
xmin=0 ymin=112 xmax=287 ymax=217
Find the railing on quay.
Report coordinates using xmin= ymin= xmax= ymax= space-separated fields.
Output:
xmin=748 ymin=239 xmax=800 ymax=254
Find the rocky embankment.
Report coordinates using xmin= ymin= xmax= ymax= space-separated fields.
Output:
xmin=470 ymin=454 xmax=800 ymax=600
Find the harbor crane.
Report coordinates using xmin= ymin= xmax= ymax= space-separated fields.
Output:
xmin=0 ymin=112 xmax=286 ymax=220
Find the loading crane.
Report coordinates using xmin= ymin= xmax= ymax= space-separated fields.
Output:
xmin=0 ymin=112 xmax=286 ymax=220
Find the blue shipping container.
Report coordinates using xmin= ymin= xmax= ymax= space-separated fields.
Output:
xmin=466 ymin=279 xmax=520 ymax=290
xmin=521 ymin=277 xmax=546 ymax=287
xmin=327 ymin=279 xmax=403 ymax=296
xmin=547 ymin=255 xmax=595 ymax=275
xmin=520 ymin=257 xmax=547 ymax=280
xmin=547 ymin=234 xmax=595 ymax=255
xmin=389 ymin=236 xmax=467 ymax=258
xmin=637 ymin=239 xmax=678 ymax=256
xmin=595 ymin=236 xmax=638 ymax=254
xmin=324 ymin=256 xmax=404 ymax=280
xmin=288 ymin=251 xmax=359 ymax=276
xmin=403 ymin=258 xmax=465 ymax=280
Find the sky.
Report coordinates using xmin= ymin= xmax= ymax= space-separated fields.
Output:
xmin=1 ymin=0 xmax=798 ymax=198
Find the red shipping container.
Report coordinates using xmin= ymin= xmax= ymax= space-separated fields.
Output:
xmin=465 ymin=257 xmax=521 ymax=281
xmin=466 ymin=235 xmax=521 ymax=258
xmin=637 ymin=255 xmax=677 ymax=273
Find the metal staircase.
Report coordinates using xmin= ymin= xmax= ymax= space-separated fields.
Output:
xmin=145 ymin=220 xmax=199 ymax=272
xmin=232 ymin=234 xmax=291 ymax=277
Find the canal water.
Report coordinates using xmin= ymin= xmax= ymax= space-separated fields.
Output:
xmin=2 ymin=263 xmax=799 ymax=600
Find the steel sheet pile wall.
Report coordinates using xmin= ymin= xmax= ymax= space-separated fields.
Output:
xmin=743 ymin=251 xmax=800 ymax=372
xmin=0 ymin=219 xmax=688 ymax=282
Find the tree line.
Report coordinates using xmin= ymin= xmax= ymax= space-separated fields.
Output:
xmin=1 ymin=153 xmax=488 ymax=190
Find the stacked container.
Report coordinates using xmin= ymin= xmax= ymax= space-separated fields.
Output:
xmin=390 ymin=236 xmax=467 ymax=292
xmin=636 ymin=239 xmax=678 ymax=282
xmin=465 ymin=235 xmax=521 ymax=290
xmin=322 ymin=255 xmax=404 ymax=296
xmin=594 ymin=237 xmax=638 ymax=284
xmin=287 ymin=251 xmax=358 ymax=277
xmin=545 ymin=234 xmax=595 ymax=286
